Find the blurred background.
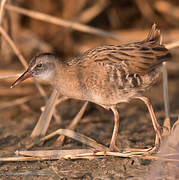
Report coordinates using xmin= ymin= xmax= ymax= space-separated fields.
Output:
xmin=0 ymin=0 xmax=179 ymax=178
xmin=1 ymin=0 xmax=179 ymax=64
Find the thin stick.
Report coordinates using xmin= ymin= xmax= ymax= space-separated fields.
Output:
xmin=16 ymin=149 xmax=147 ymax=159
xmin=161 ymin=41 xmax=179 ymax=134
xmin=57 ymin=101 xmax=88 ymax=143
xmin=155 ymin=1 xmax=179 ymax=20
xmin=1 ymin=149 xmax=179 ymax=162
xmin=165 ymin=41 xmax=179 ymax=49
xmin=68 ymin=102 xmax=88 ymax=130
xmin=0 ymin=26 xmax=27 ymax=68
xmin=31 ymin=89 xmax=60 ymax=138
xmin=0 ymin=26 xmax=47 ymax=98
xmin=30 ymin=128 xmax=109 ymax=151
xmin=16 ymin=149 xmax=94 ymax=158
xmin=162 ymin=62 xmax=170 ymax=133
xmin=0 ymin=73 xmax=21 ymax=79
xmin=56 ymin=96 xmax=69 ymax=105
xmin=0 ymin=1 xmax=47 ymax=99
xmin=78 ymin=0 xmax=108 ymax=23
xmin=0 ymin=0 xmax=7 ymax=25
xmin=0 ymin=96 xmax=37 ymax=110
xmin=5 ymin=4 xmax=124 ymax=41
xmin=0 ymin=156 xmax=56 ymax=162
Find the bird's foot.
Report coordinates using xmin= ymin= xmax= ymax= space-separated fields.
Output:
xmin=109 ymin=143 xmax=121 ymax=152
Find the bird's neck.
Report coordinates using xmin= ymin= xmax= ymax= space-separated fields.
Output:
xmin=51 ymin=64 xmax=85 ymax=100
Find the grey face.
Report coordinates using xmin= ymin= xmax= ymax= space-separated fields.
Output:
xmin=25 ymin=53 xmax=58 ymax=81
xmin=11 ymin=53 xmax=58 ymax=88
xmin=32 ymin=61 xmax=48 ymax=76
xmin=31 ymin=61 xmax=56 ymax=81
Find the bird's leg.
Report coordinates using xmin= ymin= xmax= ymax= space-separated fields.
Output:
xmin=136 ymin=96 xmax=162 ymax=152
xmin=109 ymin=107 xmax=120 ymax=152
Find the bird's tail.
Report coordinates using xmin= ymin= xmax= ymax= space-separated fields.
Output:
xmin=144 ymin=23 xmax=162 ymax=46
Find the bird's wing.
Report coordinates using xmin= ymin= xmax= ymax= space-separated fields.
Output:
xmin=122 ymin=23 xmax=171 ymax=75
xmin=69 ymin=24 xmax=171 ymax=75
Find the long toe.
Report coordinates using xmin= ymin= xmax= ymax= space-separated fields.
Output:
xmin=109 ymin=143 xmax=121 ymax=152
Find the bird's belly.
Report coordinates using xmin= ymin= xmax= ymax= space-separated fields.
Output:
xmin=55 ymin=67 xmax=160 ymax=107
xmin=57 ymin=82 xmax=125 ymax=106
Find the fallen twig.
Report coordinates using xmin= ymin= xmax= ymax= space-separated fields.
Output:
xmin=15 ymin=149 xmax=94 ymax=159
xmin=56 ymin=101 xmax=88 ymax=144
xmin=28 ymin=128 xmax=109 ymax=151
xmin=1 ymin=148 xmax=179 ymax=162
xmin=0 ymin=156 xmax=51 ymax=162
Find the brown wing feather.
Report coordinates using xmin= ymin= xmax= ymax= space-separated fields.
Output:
xmin=72 ymin=24 xmax=171 ymax=75
xmin=119 ymin=23 xmax=171 ymax=75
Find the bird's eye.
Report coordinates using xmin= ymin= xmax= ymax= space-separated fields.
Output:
xmin=36 ymin=63 xmax=43 ymax=68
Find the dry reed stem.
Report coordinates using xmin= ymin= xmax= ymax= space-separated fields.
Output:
xmin=161 ymin=41 xmax=179 ymax=134
xmin=16 ymin=149 xmax=94 ymax=159
xmin=0 ymin=0 xmax=47 ymax=98
xmin=77 ymin=0 xmax=108 ymax=23
xmin=56 ymin=96 xmax=69 ymax=105
xmin=0 ymin=95 xmax=37 ymax=110
xmin=0 ymin=27 xmax=27 ymax=68
xmin=15 ymin=148 xmax=179 ymax=161
xmin=155 ymin=1 xmax=179 ymax=20
xmin=56 ymin=101 xmax=88 ymax=144
xmin=0 ymin=87 xmax=34 ymax=96
xmin=5 ymin=4 xmax=124 ymax=41
xmin=1 ymin=149 xmax=179 ymax=162
xmin=166 ymin=41 xmax=179 ymax=49
xmin=28 ymin=128 xmax=109 ymax=151
xmin=31 ymin=89 xmax=60 ymax=138
xmin=15 ymin=149 xmax=148 ymax=160
xmin=67 ymin=101 xmax=88 ymax=130
xmin=0 ymin=0 xmax=7 ymax=25
xmin=162 ymin=62 xmax=170 ymax=134
xmin=40 ymin=97 xmax=70 ymax=125
xmin=0 ymin=156 xmax=45 ymax=162
xmin=135 ymin=0 xmax=155 ymax=22
xmin=0 ymin=73 xmax=21 ymax=79
xmin=0 ymin=26 xmax=47 ymax=98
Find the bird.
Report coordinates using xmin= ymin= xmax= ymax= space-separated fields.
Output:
xmin=11 ymin=24 xmax=171 ymax=152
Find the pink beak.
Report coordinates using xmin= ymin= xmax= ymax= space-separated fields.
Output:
xmin=11 ymin=70 xmax=33 ymax=88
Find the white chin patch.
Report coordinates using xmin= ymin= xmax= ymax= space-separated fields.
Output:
xmin=37 ymin=71 xmax=53 ymax=81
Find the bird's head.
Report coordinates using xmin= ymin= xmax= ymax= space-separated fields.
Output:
xmin=11 ymin=53 xmax=58 ymax=88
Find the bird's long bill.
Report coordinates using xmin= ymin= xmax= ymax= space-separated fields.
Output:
xmin=11 ymin=70 xmax=32 ymax=88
